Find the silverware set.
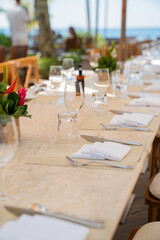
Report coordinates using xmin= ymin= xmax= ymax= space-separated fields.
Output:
xmin=109 ymin=109 xmax=158 ymax=117
xmin=100 ymin=123 xmax=151 ymax=132
xmin=5 ymin=205 xmax=104 ymax=229
xmin=66 ymin=156 xmax=133 ymax=170
xmin=80 ymin=134 xmax=142 ymax=146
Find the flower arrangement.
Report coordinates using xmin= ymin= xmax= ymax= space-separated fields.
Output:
xmin=94 ymin=41 xmax=118 ymax=73
xmin=0 ymin=65 xmax=31 ymax=118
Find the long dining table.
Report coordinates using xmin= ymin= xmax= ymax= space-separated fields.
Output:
xmin=0 ymin=72 xmax=160 ymax=240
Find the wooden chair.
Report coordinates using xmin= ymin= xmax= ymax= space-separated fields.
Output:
xmin=145 ymin=173 xmax=160 ymax=222
xmin=9 ymin=45 xmax=28 ymax=60
xmin=9 ymin=56 xmax=39 ymax=91
xmin=86 ymin=48 xmax=103 ymax=57
xmin=0 ymin=46 xmax=6 ymax=63
xmin=127 ymin=222 xmax=160 ymax=240
xmin=149 ymin=137 xmax=160 ymax=179
xmin=65 ymin=37 xmax=82 ymax=52
xmin=127 ymin=226 xmax=141 ymax=240
xmin=85 ymin=36 xmax=93 ymax=48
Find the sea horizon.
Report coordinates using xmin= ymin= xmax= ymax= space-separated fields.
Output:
xmin=0 ymin=26 xmax=160 ymax=42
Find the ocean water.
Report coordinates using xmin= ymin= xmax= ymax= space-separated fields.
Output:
xmin=53 ymin=27 xmax=160 ymax=41
xmin=0 ymin=27 xmax=160 ymax=43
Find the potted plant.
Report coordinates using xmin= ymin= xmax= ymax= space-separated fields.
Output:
xmin=0 ymin=65 xmax=31 ymax=137
xmin=94 ymin=41 xmax=118 ymax=74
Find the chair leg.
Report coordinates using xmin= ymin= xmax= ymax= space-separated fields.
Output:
xmin=150 ymin=137 xmax=160 ymax=179
xmin=148 ymin=204 xmax=159 ymax=222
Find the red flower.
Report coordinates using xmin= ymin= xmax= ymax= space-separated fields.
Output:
xmin=18 ymin=88 xmax=27 ymax=106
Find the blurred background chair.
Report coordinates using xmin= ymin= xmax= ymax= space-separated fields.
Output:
xmin=0 ymin=46 xmax=6 ymax=63
xmin=10 ymin=56 xmax=39 ymax=91
xmin=145 ymin=172 xmax=160 ymax=222
xmin=65 ymin=37 xmax=82 ymax=52
xmin=9 ymin=45 xmax=28 ymax=60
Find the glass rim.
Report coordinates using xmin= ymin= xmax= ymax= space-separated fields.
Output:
xmin=95 ymin=68 xmax=110 ymax=72
xmin=62 ymin=58 xmax=74 ymax=62
xmin=50 ymin=65 xmax=62 ymax=69
xmin=58 ymin=112 xmax=77 ymax=118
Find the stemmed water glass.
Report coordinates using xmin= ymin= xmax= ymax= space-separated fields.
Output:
xmin=64 ymin=80 xmax=84 ymax=113
xmin=0 ymin=115 xmax=18 ymax=200
xmin=62 ymin=58 xmax=74 ymax=81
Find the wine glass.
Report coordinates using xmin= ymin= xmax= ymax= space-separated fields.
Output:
xmin=49 ymin=65 xmax=63 ymax=89
xmin=62 ymin=58 xmax=74 ymax=80
xmin=64 ymin=80 xmax=84 ymax=113
xmin=0 ymin=115 xmax=18 ymax=200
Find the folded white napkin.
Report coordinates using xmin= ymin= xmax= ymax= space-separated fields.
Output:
xmin=0 ymin=214 xmax=89 ymax=240
xmin=129 ymin=97 xmax=160 ymax=107
xmin=72 ymin=142 xmax=131 ymax=161
xmin=109 ymin=113 xmax=153 ymax=128
xmin=143 ymin=84 xmax=160 ymax=92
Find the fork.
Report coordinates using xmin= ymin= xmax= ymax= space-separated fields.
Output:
xmin=100 ymin=123 xmax=151 ymax=132
xmin=66 ymin=156 xmax=133 ymax=169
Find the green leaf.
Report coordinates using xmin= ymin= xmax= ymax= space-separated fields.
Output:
xmin=3 ymin=64 xmax=7 ymax=85
xmin=4 ymin=100 xmax=13 ymax=114
xmin=7 ymin=92 xmax=20 ymax=113
xmin=0 ymin=104 xmax=6 ymax=115
xmin=13 ymin=105 xmax=27 ymax=118
xmin=0 ymin=82 xmax=7 ymax=92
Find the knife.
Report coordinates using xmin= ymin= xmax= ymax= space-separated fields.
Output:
xmin=110 ymin=109 xmax=158 ymax=117
xmin=5 ymin=206 xmax=104 ymax=229
xmin=81 ymin=134 xmax=142 ymax=146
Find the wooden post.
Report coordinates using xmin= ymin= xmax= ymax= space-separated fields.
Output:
xmin=86 ymin=0 xmax=91 ymax=36
xmin=120 ymin=0 xmax=127 ymax=61
xmin=104 ymin=0 xmax=109 ymax=38
xmin=95 ymin=0 xmax=99 ymax=47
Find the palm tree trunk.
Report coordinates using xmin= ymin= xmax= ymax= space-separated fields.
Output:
xmin=35 ymin=0 xmax=54 ymax=57
xmin=95 ymin=0 xmax=99 ymax=47
xmin=86 ymin=0 xmax=91 ymax=36
xmin=120 ymin=0 xmax=127 ymax=61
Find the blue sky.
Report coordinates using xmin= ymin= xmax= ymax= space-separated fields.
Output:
xmin=0 ymin=0 xmax=160 ymax=30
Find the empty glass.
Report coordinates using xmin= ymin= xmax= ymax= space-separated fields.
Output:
xmin=94 ymin=68 xmax=110 ymax=91
xmin=62 ymin=58 xmax=74 ymax=80
xmin=89 ymin=52 xmax=100 ymax=68
xmin=0 ymin=115 xmax=18 ymax=200
xmin=92 ymin=68 xmax=110 ymax=112
xmin=57 ymin=112 xmax=78 ymax=143
xmin=113 ymin=62 xmax=128 ymax=97
xmin=64 ymin=80 xmax=84 ymax=113
xmin=49 ymin=65 xmax=63 ymax=89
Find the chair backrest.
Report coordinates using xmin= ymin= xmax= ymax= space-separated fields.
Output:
xmin=9 ymin=45 xmax=28 ymax=60
xmin=86 ymin=48 xmax=103 ymax=57
xmin=9 ymin=56 xmax=39 ymax=91
xmin=0 ymin=46 xmax=6 ymax=63
xmin=65 ymin=37 xmax=82 ymax=52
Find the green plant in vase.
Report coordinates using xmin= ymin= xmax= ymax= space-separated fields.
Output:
xmin=94 ymin=41 xmax=118 ymax=73
xmin=0 ymin=65 xmax=31 ymax=129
